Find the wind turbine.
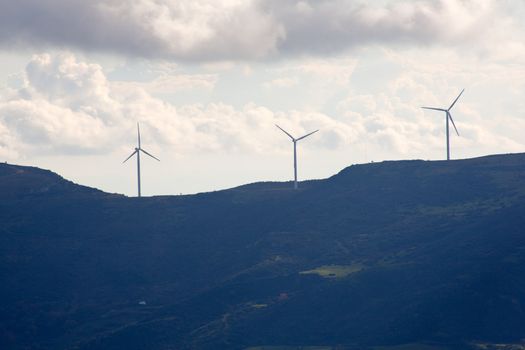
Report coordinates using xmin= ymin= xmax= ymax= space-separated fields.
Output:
xmin=422 ymin=89 xmax=464 ymax=161
xmin=123 ymin=123 xmax=160 ymax=197
xmin=276 ymin=124 xmax=319 ymax=190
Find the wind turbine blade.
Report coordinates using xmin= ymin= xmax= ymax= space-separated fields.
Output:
xmin=137 ymin=122 xmax=141 ymax=148
xmin=421 ymin=107 xmax=447 ymax=112
xmin=296 ymin=129 xmax=319 ymax=141
xmin=448 ymin=112 xmax=460 ymax=136
xmin=140 ymin=148 xmax=160 ymax=161
xmin=123 ymin=150 xmax=137 ymax=163
xmin=448 ymin=89 xmax=465 ymax=110
xmin=275 ymin=124 xmax=295 ymax=140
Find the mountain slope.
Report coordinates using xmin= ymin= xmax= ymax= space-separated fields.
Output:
xmin=1 ymin=154 xmax=525 ymax=350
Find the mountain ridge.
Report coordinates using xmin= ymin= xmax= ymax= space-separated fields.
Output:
xmin=1 ymin=153 xmax=525 ymax=350
xmin=2 ymin=151 xmax=523 ymax=197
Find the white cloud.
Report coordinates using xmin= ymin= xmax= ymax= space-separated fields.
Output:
xmin=1 ymin=99 xmax=114 ymax=154
xmin=1 ymin=1 xmax=524 ymax=61
xmin=0 ymin=0 xmax=284 ymax=61
xmin=0 ymin=53 xmax=359 ymax=159
xmin=267 ymin=0 xmax=525 ymax=60
xmin=1 ymin=50 xmax=524 ymax=165
xmin=334 ymin=47 xmax=525 ymax=158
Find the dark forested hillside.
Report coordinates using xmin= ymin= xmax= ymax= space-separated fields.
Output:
xmin=1 ymin=154 xmax=525 ymax=350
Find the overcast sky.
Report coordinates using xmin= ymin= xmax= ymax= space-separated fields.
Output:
xmin=1 ymin=0 xmax=525 ymax=196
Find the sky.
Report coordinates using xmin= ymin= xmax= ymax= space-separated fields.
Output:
xmin=1 ymin=0 xmax=525 ymax=196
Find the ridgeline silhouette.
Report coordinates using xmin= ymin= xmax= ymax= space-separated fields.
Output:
xmin=1 ymin=153 xmax=525 ymax=350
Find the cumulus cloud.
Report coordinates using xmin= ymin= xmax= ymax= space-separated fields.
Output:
xmin=0 ymin=53 xmax=358 ymax=158
xmin=0 ymin=0 xmax=523 ymax=60
xmin=267 ymin=0 xmax=501 ymax=54
xmin=333 ymin=48 xmax=525 ymax=158
xmin=0 ymin=0 xmax=284 ymax=60
xmin=1 ymin=52 xmax=523 ymax=163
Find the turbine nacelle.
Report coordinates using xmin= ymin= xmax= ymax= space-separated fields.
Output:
xmin=275 ymin=124 xmax=319 ymax=142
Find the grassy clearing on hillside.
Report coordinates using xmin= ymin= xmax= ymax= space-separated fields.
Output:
xmin=299 ymin=264 xmax=364 ymax=279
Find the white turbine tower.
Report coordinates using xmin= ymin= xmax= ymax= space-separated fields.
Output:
xmin=422 ymin=89 xmax=464 ymax=161
xmin=123 ymin=123 xmax=160 ymax=197
xmin=276 ymin=124 xmax=319 ymax=190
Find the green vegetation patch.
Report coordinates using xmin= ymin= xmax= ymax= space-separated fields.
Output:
xmin=300 ymin=264 xmax=363 ymax=279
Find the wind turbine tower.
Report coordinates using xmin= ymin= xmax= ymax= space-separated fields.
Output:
xmin=123 ymin=123 xmax=160 ymax=197
xmin=276 ymin=124 xmax=319 ymax=190
xmin=422 ymin=89 xmax=464 ymax=161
